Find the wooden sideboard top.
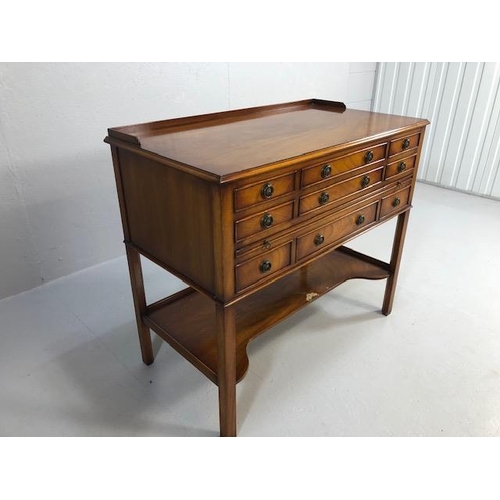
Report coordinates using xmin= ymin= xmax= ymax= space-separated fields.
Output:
xmin=105 ymin=98 xmax=429 ymax=182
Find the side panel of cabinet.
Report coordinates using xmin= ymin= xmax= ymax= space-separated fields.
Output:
xmin=117 ymin=148 xmax=217 ymax=295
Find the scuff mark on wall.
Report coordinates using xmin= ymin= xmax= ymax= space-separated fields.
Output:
xmin=0 ymin=75 xmax=42 ymax=290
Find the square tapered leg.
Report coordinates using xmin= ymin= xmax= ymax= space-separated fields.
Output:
xmin=126 ymin=245 xmax=154 ymax=365
xmin=216 ymin=303 xmax=237 ymax=437
xmin=383 ymin=211 xmax=410 ymax=316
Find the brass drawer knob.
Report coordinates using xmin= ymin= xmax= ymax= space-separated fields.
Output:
xmin=318 ymin=192 xmax=330 ymax=205
xmin=361 ymin=175 xmax=371 ymax=188
xmin=392 ymin=197 xmax=401 ymax=207
xmin=356 ymin=214 xmax=365 ymax=225
xmin=261 ymin=183 xmax=274 ymax=199
xmin=402 ymin=138 xmax=411 ymax=150
xmin=364 ymin=150 xmax=374 ymax=163
xmin=261 ymin=213 xmax=274 ymax=229
xmin=321 ymin=164 xmax=332 ymax=178
xmin=314 ymin=234 xmax=325 ymax=246
xmin=260 ymin=260 xmax=272 ymax=273
xmin=397 ymin=161 xmax=407 ymax=173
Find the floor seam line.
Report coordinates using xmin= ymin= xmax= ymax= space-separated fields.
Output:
xmin=67 ymin=310 xmax=149 ymax=387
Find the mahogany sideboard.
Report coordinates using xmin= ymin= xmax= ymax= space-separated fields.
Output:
xmin=104 ymin=99 xmax=429 ymax=436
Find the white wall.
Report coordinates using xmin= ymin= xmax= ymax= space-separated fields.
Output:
xmin=0 ymin=62 xmax=377 ymax=299
xmin=373 ymin=62 xmax=500 ymax=199
xmin=346 ymin=62 xmax=377 ymax=110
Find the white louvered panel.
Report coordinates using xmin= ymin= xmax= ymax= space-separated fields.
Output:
xmin=392 ymin=63 xmax=414 ymax=114
xmin=377 ymin=62 xmax=399 ymax=113
xmin=472 ymin=64 xmax=500 ymax=194
xmin=478 ymin=89 xmax=500 ymax=195
xmin=373 ymin=62 xmax=500 ymax=198
xmin=482 ymin=102 xmax=500 ymax=197
xmin=426 ymin=63 xmax=465 ymax=184
xmin=405 ymin=62 xmax=430 ymax=118
xmin=492 ymin=166 xmax=500 ymax=197
xmin=455 ymin=63 xmax=499 ymax=192
xmin=414 ymin=62 xmax=439 ymax=180
xmin=439 ymin=63 xmax=483 ymax=187
xmin=372 ymin=62 xmax=385 ymax=113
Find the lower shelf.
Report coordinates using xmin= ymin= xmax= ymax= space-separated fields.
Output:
xmin=143 ymin=246 xmax=390 ymax=385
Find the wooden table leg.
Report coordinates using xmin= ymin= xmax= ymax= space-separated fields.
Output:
xmin=216 ymin=303 xmax=237 ymax=437
xmin=382 ymin=210 xmax=411 ymax=316
xmin=126 ymin=245 xmax=154 ymax=365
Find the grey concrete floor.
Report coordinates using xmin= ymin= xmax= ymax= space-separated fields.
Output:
xmin=1 ymin=182 xmax=499 ymax=436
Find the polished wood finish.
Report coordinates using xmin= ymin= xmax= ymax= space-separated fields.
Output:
xmin=235 ymin=200 xmax=294 ymax=241
xmin=301 ymin=142 xmax=386 ymax=187
xmin=234 ymin=172 xmax=295 ymax=211
xmin=235 ymin=241 xmax=293 ymax=292
xmin=216 ymin=303 xmax=236 ymax=437
xmin=298 ymin=165 xmax=384 ymax=215
xmin=119 ymin=148 xmax=218 ymax=296
xmin=389 ymin=132 xmax=421 ymax=156
xmin=385 ymin=154 xmax=417 ymax=180
xmin=108 ymin=99 xmax=426 ymax=181
xmin=144 ymin=247 xmax=390 ymax=385
xmin=380 ymin=186 xmax=411 ymax=219
xmin=382 ymin=211 xmax=411 ymax=316
xmin=125 ymin=245 xmax=154 ymax=365
xmin=296 ymin=201 xmax=378 ymax=260
xmin=105 ymin=99 xmax=429 ymax=436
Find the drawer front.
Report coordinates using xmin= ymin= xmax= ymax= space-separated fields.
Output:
xmin=301 ymin=143 xmax=386 ymax=187
xmin=389 ymin=133 xmax=420 ymax=156
xmin=297 ymin=201 xmax=378 ymax=260
xmin=299 ymin=166 xmax=383 ymax=215
xmin=380 ymin=186 xmax=411 ymax=218
xmin=234 ymin=172 xmax=295 ymax=211
xmin=235 ymin=242 xmax=292 ymax=291
xmin=235 ymin=201 xmax=294 ymax=241
xmin=385 ymin=155 xmax=417 ymax=180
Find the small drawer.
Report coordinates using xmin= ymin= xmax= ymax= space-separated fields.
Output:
xmin=235 ymin=201 xmax=294 ymax=241
xmin=299 ymin=167 xmax=383 ymax=215
xmin=380 ymin=186 xmax=411 ymax=218
xmin=297 ymin=202 xmax=378 ymax=260
xmin=301 ymin=143 xmax=386 ymax=187
xmin=234 ymin=172 xmax=295 ymax=211
xmin=385 ymin=155 xmax=417 ymax=180
xmin=235 ymin=242 xmax=292 ymax=292
xmin=389 ymin=133 xmax=420 ymax=156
